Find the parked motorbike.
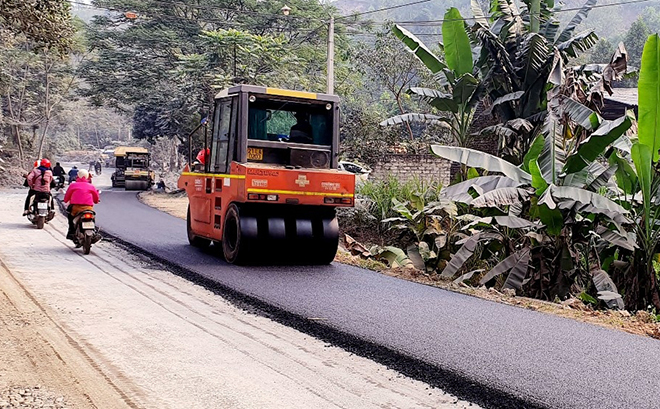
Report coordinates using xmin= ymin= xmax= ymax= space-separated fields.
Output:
xmin=27 ymin=193 xmax=55 ymax=229
xmin=72 ymin=210 xmax=101 ymax=254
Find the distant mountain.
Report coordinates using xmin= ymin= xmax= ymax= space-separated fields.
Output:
xmin=334 ymin=0 xmax=654 ymax=41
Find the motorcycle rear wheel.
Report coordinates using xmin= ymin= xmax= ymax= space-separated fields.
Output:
xmin=36 ymin=216 xmax=45 ymax=229
xmin=83 ymin=234 xmax=92 ymax=255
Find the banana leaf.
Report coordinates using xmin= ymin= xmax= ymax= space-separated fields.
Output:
xmin=555 ymin=0 xmax=597 ymax=44
xmin=530 ymin=159 xmax=549 ymax=194
xmin=608 ymin=150 xmax=637 ymax=195
xmin=592 ymin=269 xmax=625 ymax=309
xmin=516 ymin=33 xmax=552 ymax=88
xmin=453 ymin=73 xmax=480 ymax=106
xmin=585 ymin=164 xmax=617 ymax=191
xmin=431 ymin=145 xmax=532 ymax=183
xmin=522 ymin=134 xmax=545 ymax=173
xmin=562 ymin=98 xmax=600 ymax=130
xmin=489 ymin=91 xmax=525 ymax=112
xmin=556 ymin=30 xmax=598 ymax=59
xmin=563 ymin=114 xmax=632 ymax=175
xmin=471 ymin=0 xmax=488 ymax=26
xmin=442 ymin=232 xmax=503 ymax=278
xmin=632 ymin=143 xmax=652 ymax=233
xmin=443 ymin=8 xmax=473 ymax=76
xmin=453 ymin=269 xmax=483 ymax=284
xmin=540 ymin=18 xmax=561 ymax=44
xmin=596 ymin=226 xmax=637 ymax=251
xmin=550 ymin=186 xmax=629 ymax=214
xmin=537 ymin=112 xmax=566 ymax=185
xmin=493 ymin=215 xmax=538 ymax=229
xmin=373 ymin=246 xmax=414 ymax=269
xmin=471 ymin=187 xmax=532 ymax=207
xmin=478 ymin=248 xmax=530 ymax=290
xmin=442 ymin=175 xmax=523 ymax=204
xmin=538 ymin=203 xmax=563 ymax=235
xmin=408 ymin=87 xmax=459 ymax=113
xmin=380 ymin=113 xmax=449 ymax=127
xmin=407 ymin=244 xmax=426 ymax=270
xmin=393 ymin=25 xmax=446 ymax=74
xmin=638 ymin=34 xmax=660 ymax=162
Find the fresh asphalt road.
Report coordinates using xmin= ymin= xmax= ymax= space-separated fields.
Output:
xmin=94 ymin=190 xmax=660 ymax=409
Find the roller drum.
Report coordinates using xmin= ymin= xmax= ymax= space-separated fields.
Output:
xmin=125 ymin=180 xmax=150 ymax=190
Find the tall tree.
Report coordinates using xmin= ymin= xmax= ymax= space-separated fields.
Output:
xmin=82 ymin=0 xmax=340 ymax=143
xmin=0 ymin=0 xmax=74 ymax=53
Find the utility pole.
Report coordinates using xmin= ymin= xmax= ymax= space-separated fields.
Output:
xmin=327 ymin=15 xmax=335 ymax=95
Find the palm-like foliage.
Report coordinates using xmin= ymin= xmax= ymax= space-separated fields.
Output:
xmin=382 ymin=9 xmax=483 ymax=148
xmin=429 ymin=43 xmax=634 ymax=306
xmin=472 ymin=0 xmax=602 ymax=165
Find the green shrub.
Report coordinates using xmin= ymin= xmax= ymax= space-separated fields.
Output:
xmin=357 ymin=176 xmax=442 ymax=222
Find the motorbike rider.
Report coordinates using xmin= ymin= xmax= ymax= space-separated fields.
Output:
xmin=94 ymin=159 xmax=102 ymax=174
xmin=68 ymin=166 xmax=79 ymax=184
xmin=52 ymin=162 xmax=65 ymax=187
xmin=63 ymin=169 xmax=100 ymax=241
xmin=24 ymin=159 xmax=54 ymax=216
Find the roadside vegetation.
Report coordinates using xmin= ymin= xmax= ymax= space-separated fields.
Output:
xmin=336 ymin=0 xmax=660 ymax=316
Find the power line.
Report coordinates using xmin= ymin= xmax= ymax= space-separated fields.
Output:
xmin=336 ymin=0 xmax=432 ymax=20
xmin=388 ymin=0 xmax=658 ymax=26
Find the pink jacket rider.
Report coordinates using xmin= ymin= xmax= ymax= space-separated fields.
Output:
xmin=64 ymin=177 xmax=100 ymax=206
xmin=27 ymin=166 xmax=53 ymax=193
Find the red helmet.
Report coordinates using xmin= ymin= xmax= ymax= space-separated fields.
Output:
xmin=40 ymin=158 xmax=51 ymax=168
xmin=33 ymin=160 xmax=40 ymax=168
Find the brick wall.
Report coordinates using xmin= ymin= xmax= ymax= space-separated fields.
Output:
xmin=370 ymin=154 xmax=452 ymax=186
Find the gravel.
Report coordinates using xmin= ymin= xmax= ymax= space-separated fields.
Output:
xmin=0 ymin=386 xmax=69 ymax=409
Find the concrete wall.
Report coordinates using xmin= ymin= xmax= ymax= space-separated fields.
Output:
xmin=369 ymin=154 xmax=451 ymax=186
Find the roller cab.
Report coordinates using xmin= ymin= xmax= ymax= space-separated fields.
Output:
xmin=178 ymin=85 xmax=355 ymax=264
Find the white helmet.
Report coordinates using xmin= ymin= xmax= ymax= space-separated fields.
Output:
xmin=77 ymin=169 xmax=89 ymax=180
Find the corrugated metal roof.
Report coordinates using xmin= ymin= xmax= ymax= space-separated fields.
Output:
xmin=604 ymin=88 xmax=638 ymax=106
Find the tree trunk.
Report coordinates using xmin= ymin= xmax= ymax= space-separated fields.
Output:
xmin=38 ymin=56 xmax=51 ymax=158
xmin=37 ymin=120 xmax=50 ymax=158
xmin=6 ymin=91 xmax=25 ymax=164
xmin=395 ymin=95 xmax=414 ymax=141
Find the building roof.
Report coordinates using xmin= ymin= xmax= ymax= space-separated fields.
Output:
xmin=604 ymin=88 xmax=638 ymax=106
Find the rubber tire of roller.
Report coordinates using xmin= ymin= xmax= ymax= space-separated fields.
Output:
xmin=222 ymin=204 xmax=254 ymax=265
xmin=187 ymin=205 xmax=211 ymax=248
xmin=312 ymin=216 xmax=339 ymax=265
xmin=125 ymin=180 xmax=149 ymax=191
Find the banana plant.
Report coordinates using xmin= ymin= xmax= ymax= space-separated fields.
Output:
xmin=430 ymin=67 xmax=634 ymax=304
xmin=619 ymin=34 xmax=660 ymax=311
xmin=471 ymin=0 xmax=604 ymax=165
xmin=381 ymin=8 xmax=483 ymax=148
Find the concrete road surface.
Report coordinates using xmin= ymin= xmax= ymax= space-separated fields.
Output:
xmin=1 ymin=191 xmax=475 ymax=409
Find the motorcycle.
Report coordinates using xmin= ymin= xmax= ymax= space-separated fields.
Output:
xmin=72 ymin=210 xmax=101 ymax=254
xmin=95 ymin=164 xmax=102 ymax=175
xmin=54 ymin=175 xmax=66 ymax=190
xmin=27 ymin=193 xmax=55 ymax=229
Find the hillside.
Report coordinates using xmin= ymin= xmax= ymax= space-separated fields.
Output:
xmin=334 ymin=0 xmax=659 ymax=41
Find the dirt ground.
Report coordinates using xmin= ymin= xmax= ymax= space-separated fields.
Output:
xmin=0 ymin=190 xmax=477 ymax=409
xmin=0 ymin=259 xmax=134 ymax=409
xmin=141 ymin=190 xmax=660 ymax=341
